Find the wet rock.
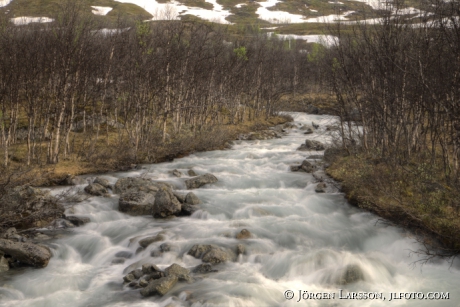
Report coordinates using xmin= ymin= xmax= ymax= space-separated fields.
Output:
xmin=130 ymin=269 xmax=144 ymax=279
xmin=1 ymin=228 xmax=23 ymax=242
xmin=337 ymin=264 xmax=364 ymax=285
xmin=139 ymin=277 xmax=150 ymax=287
xmin=305 ymin=139 xmax=326 ymax=151
xmin=315 ymin=182 xmax=327 ymax=193
xmin=65 ymin=216 xmax=90 ymax=226
xmin=306 ymin=155 xmax=323 ymax=159
xmin=93 ymin=177 xmax=111 ymax=189
xmin=307 ymin=105 xmax=320 ymax=115
xmin=180 ymin=203 xmax=200 ymax=216
xmin=142 ymin=263 xmax=162 ymax=275
xmin=84 ymin=183 xmax=108 ymax=196
xmin=136 ymin=247 xmax=144 ymax=254
xmin=56 ymin=174 xmax=75 ymax=186
xmin=115 ymin=251 xmax=133 ymax=259
xmin=165 ymin=263 xmax=191 ymax=282
xmin=0 ymin=256 xmax=9 ymax=272
xmin=139 ymin=234 xmax=165 ymax=248
xmin=111 ymin=258 xmax=125 ymax=264
xmin=114 ymin=177 xmax=172 ymax=194
xmin=152 ymin=189 xmax=182 ymax=218
xmin=290 ymin=165 xmax=301 ymax=172
xmin=300 ymin=160 xmax=315 ymax=173
xmin=326 ymin=125 xmax=339 ymax=131
xmin=283 ymin=122 xmax=297 ymax=129
xmin=123 ymin=273 xmax=136 ymax=283
xmin=312 ymin=121 xmax=320 ymax=129
xmin=140 ymin=275 xmax=178 ymax=297
xmin=202 ymin=248 xmax=231 ymax=264
xmin=160 ymin=243 xmax=171 ymax=252
xmin=0 ymin=240 xmax=52 ymax=268
xmin=150 ymin=250 xmax=162 ymax=257
xmin=50 ymin=218 xmax=75 ymax=229
xmin=236 ymin=229 xmax=251 ymax=240
xmin=192 ymin=263 xmax=217 ymax=274
xmin=118 ymin=191 xmax=155 ymax=216
xmin=185 ymin=173 xmax=218 ymax=189
xmin=173 ymin=192 xmax=186 ymax=203
xmin=185 ymin=192 xmax=201 ymax=205
xmin=236 ymin=244 xmax=245 ymax=255
xmin=188 ymin=244 xmax=214 ymax=258
xmin=188 ymin=169 xmax=197 ymax=177
xmin=172 ymin=169 xmax=182 ymax=177
xmin=128 ymin=281 xmax=140 ymax=288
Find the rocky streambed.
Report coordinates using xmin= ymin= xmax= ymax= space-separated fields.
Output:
xmin=0 ymin=113 xmax=459 ymax=307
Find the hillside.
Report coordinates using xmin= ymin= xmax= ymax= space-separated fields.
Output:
xmin=0 ymin=0 xmax=436 ymax=34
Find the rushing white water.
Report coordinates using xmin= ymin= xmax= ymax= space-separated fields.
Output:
xmin=1 ymin=112 xmax=459 ymax=307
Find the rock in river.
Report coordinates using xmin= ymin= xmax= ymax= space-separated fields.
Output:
xmin=119 ymin=191 xmax=155 ymax=216
xmin=152 ymin=188 xmax=181 ymax=218
xmin=84 ymin=183 xmax=108 ymax=196
xmin=140 ymin=275 xmax=178 ymax=297
xmin=185 ymin=173 xmax=218 ymax=189
xmin=0 ymin=239 xmax=52 ymax=268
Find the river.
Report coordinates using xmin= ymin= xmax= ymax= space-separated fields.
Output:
xmin=1 ymin=112 xmax=459 ymax=307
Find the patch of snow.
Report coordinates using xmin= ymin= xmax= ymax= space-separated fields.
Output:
xmin=10 ymin=17 xmax=54 ymax=25
xmin=328 ymin=1 xmax=344 ymax=4
xmin=304 ymin=11 xmax=355 ymax=23
xmin=115 ymin=0 xmax=232 ymax=24
xmin=91 ymin=6 xmax=113 ymax=16
xmin=261 ymin=26 xmax=278 ymax=29
xmin=256 ymin=0 xmax=307 ymax=23
xmin=310 ymin=9 xmax=318 ymax=12
xmin=235 ymin=3 xmax=246 ymax=8
xmin=0 ymin=0 xmax=12 ymax=8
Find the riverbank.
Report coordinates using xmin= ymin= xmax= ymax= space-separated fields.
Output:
xmin=2 ymin=114 xmax=292 ymax=188
xmin=326 ymin=152 xmax=460 ymax=258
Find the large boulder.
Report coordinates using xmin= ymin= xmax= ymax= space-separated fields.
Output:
xmin=300 ymin=160 xmax=315 ymax=173
xmin=185 ymin=192 xmax=201 ymax=205
xmin=152 ymin=188 xmax=181 ymax=218
xmin=113 ymin=177 xmax=172 ymax=194
xmin=140 ymin=275 xmax=178 ymax=297
xmin=185 ymin=173 xmax=218 ymax=189
xmin=304 ymin=139 xmax=326 ymax=151
xmin=188 ymin=244 xmax=235 ymax=264
xmin=165 ymin=263 xmax=191 ymax=282
xmin=0 ymin=239 xmax=52 ymax=268
xmin=3 ymin=186 xmax=64 ymax=229
xmin=337 ymin=264 xmax=364 ymax=285
xmin=118 ymin=191 xmax=156 ymax=216
xmin=93 ymin=177 xmax=112 ymax=189
xmin=84 ymin=183 xmax=108 ymax=196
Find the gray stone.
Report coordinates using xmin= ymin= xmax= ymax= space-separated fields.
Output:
xmin=300 ymin=160 xmax=315 ymax=173
xmin=150 ymin=250 xmax=162 ymax=257
xmin=304 ymin=139 xmax=325 ymax=151
xmin=50 ymin=218 xmax=75 ymax=229
xmin=236 ymin=229 xmax=251 ymax=240
xmin=65 ymin=216 xmax=90 ymax=226
xmin=0 ymin=239 xmax=51 ymax=268
xmin=139 ymin=234 xmax=165 ymax=248
xmin=185 ymin=192 xmax=201 ymax=205
xmin=188 ymin=244 xmax=214 ymax=258
xmin=192 ymin=263 xmax=217 ymax=274
xmin=202 ymin=248 xmax=231 ymax=264
xmin=185 ymin=173 xmax=218 ymax=189
xmin=111 ymin=258 xmax=125 ymax=264
xmin=315 ymin=182 xmax=327 ymax=193
xmin=165 ymin=263 xmax=191 ymax=282
xmin=118 ymin=191 xmax=155 ymax=216
xmin=142 ymin=263 xmax=162 ymax=275
xmin=115 ymin=251 xmax=133 ymax=259
xmin=173 ymin=192 xmax=186 ymax=203
xmin=123 ymin=273 xmax=136 ymax=283
xmin=290 ymin=165 xmax=301 ymax=172
xmin=160 ymin=243 xmax=171 ymax=252
xmin=84 ymin=183 xmax=108 ymax=196
xmin=130 ymin=269 xmax=144 ymax=279
xmin=180 ymin=203 xmax=200 ymax=216
xmin=152 ymin=189 xmax=181 ymax=218
xmin=188 ymin=169 xmax=197 ymax=177
xmin=172 ymin=169 xmax=182 ymax=177
xmin=94 ymin=177 xmax=111 ymax=189
xmin=114 ymin=177 xmax=172 ymax=194
xmin=140 ymin=275 xmax=178 ymax=297
xmin=300 ymin=125 xmax=314 ymax=134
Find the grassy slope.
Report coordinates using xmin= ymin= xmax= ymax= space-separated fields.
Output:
xmin=3 ymin=114 xmax=291 ymax=186
xmin=327 ymin=153 xmax=460 ymax=255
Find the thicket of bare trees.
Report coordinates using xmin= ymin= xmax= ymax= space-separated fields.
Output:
xmin=0 ymin=2 xmax=307 ymax=168
xmin=322 ymin=0 xmax=460 ymax=183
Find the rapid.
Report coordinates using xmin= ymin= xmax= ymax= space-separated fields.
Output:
xmin=1 ymin=112 xmax=459 ymax=307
